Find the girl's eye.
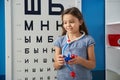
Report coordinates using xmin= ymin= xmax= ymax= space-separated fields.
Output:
xmin=63 ymin=22 xmax=67 ymax=24
xmin=70 ymin=21 xmax=74 ymax=23
xmin=63 ymin=21 xmax=74 ymax=24
xmin=63 ymin=22 xmax=66 ymax=24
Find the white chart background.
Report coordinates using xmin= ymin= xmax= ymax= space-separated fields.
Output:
xmin=5 ymin=0 xmax=81 ymax=80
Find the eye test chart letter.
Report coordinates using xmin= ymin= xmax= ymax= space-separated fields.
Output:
xmin=5 ymin=0 xmax=81 ymax=80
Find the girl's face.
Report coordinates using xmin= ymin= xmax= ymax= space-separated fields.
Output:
xmin=62 ymin=14 xmax=82 ymax=34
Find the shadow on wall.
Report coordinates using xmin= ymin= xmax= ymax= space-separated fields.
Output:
xmin=0 ymin=75 xmax=5 ymax=80
xmin=92 ymin=70 xmax=105 ymax=80
xmin=107 ymin=69 xmax=120 ymax=80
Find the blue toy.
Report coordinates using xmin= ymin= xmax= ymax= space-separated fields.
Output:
xmin=64 ymin=54 xmax=77 ymax=62
xmin=64 ymin=54 xmax=72 ymax=62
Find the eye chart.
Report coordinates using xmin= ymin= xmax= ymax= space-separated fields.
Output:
xmin=5 ymin=0 xmax=81 ymax=80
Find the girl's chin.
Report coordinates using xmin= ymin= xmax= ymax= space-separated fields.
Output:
xmin=67 ymin=32 xmax=74 ymax=34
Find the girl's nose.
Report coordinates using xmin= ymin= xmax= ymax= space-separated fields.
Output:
xmin=66 ymin=23 xmax=70 ymax=27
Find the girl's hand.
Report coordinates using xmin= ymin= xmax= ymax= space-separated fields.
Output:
xmin=56 ymin=55 xmax=65 ymax=66
xmin=68 ymin=56 xmax=81 ymax=65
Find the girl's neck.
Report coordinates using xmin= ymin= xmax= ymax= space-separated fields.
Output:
xmin=67 ymin=32 xmax=82 ymax=41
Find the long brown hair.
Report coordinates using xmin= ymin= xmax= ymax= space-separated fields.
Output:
xmin=61 ymin=7 xmax=88 ymax=35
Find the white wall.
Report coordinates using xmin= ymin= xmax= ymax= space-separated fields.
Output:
xmin=106 ymin=0 xmax=120 ymax=24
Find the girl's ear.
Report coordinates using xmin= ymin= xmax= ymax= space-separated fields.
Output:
xmin=79 ymin=20 xmax=83 ymax=25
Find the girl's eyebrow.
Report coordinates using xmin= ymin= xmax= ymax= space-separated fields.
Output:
xmin=63 ymin=19 xmax=75 ymax=21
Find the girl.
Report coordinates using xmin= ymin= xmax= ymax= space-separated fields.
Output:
xmin=53 ymin=7 xmax=96 ymax=80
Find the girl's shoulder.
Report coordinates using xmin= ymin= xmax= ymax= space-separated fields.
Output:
xmin=55 ymin=35 xmax=66 ymax=42
xmin=83 ymin=35 xmax=94 ymax=41
xmin=82 ymin=35 xmax=95 ymax=46
xmin=53 ymin=35 xmax=66 ymax=47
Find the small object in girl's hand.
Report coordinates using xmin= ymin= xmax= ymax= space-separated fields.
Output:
xmin=71 ymin=54 xmax=77 ymax=59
